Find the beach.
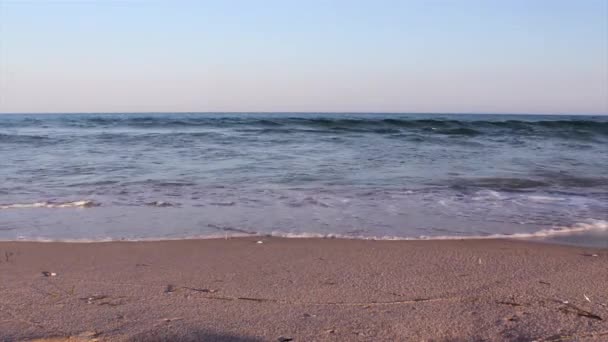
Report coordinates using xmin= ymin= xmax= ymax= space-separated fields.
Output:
xmin=2 ymin=0 xmax=607 ymax=340
xmin=1 ymin=237 xmax=606 ymax=341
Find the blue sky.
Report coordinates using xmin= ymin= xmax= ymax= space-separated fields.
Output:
xmin=0 ymin=0 xmax=606 ymax=114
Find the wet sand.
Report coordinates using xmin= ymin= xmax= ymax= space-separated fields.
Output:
xmin=1 ymin=237 xmax=607 ymax=341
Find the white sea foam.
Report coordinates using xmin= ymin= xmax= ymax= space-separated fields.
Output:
xmin=0 ymin=200 xmax=99 ymax=209
xmin=146 ymin=201 xmax=176 ymax=207
xmin=267 ymin=219 xmax=608 ymax=241
xmin=472 ymin=190 xmax=504 ymax=201
xmin=1 ymin=233 xmax=251 ymax=243
xmin=526 ymin=195 xmax=566 ymax=202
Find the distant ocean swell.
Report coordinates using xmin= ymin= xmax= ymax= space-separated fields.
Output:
xmin=2 ymin=117 xmax=608 ymax=137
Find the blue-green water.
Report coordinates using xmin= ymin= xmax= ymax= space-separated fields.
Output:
xmin=0 ymin=113 xmax=606 ymax=246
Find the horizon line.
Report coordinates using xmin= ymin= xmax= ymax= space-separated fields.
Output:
xmin=0 ymin=111 xmax=606 ymax=116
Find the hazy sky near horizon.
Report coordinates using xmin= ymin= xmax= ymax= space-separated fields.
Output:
xmin=0 ymin=0 xmax=607 ymax=114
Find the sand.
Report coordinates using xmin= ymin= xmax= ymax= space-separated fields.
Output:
xmin=0 ymin=237 xmax=607 ymax=341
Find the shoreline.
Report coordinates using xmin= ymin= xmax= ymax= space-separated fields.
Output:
xmin=1 ymin=231 xmax=607 ymax=249
xmin=1 ymin=237 xmax=607 ymax=341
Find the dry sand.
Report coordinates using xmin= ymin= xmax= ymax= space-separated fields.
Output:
xmin=0 ymin=237 xmax=607 ymax=341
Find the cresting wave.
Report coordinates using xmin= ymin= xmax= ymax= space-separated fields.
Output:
xmin=0 ymin=200 xmax=190 ymax=209
xmin=0 ymin=200 xmax=99 ymax=209
xmin=2 ymin=116 xmax=607 ymax=135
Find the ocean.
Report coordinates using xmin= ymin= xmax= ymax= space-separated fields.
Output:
xmin=0 ymin=113 xmax=607 ymax=246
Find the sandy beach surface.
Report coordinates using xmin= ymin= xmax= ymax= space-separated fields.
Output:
xmin=1 ymin=237 xmax=607 ymax=341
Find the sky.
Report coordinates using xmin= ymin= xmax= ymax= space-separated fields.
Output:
xmin=0 ymin=0 xmax=607 ymax=114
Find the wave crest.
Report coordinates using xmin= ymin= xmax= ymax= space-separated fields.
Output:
xmin=3 ymin=116 xmax=607 ymax=137
xmin=0 ymin=200 xmax=99 ymax=209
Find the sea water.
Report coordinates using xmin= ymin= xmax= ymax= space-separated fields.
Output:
xmin=1 ymin=113 xmax=606 ymax=247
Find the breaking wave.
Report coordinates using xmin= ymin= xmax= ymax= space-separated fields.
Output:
xmin=0 ymin=200 xmax=99 ymax=209
xmin=2 ymin=115 xmax=607 ymax=138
